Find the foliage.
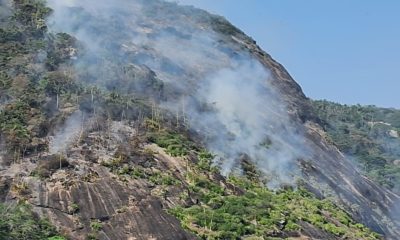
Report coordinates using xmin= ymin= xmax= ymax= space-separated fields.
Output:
xmin=197 ymin=150 xmax=215 ymax=171
xmin=0 ymin=0 xmax=62 ymax=155
xmin=148 ymin=171 xmax=180 ymax=186
xmin=147 ymin=130 xmax=196 ymax=156
xmin=143 ymin=126 xmax=380 ymax=239
xmin=68 ymin=203 xmax=80 ymax=214
xmin=101 ymin=157 xmax=180 ymax=186
xmin=210 ymin=16 xmax=243 ymax=36
xmin=0 ymin=2 xmax=387 ymax=240
xmin=86 ymin=234 xmax=97 ymax=240
xmin=0 ymin=100 xmax=32 ymax=151
xmin=47 ymin=237 xmax=66 ymax=240
xmin=312 ymin=100 xmax=400 ymax=193
xmin=90 ymin=220 xmax=102 ymax=231
xmin=0 ymin=0 xmax=154 ymax=159
xmin=170 ymin=176 xmax=380 ymax=240
xmin=39 ymin=71 xmax=78 ymax=95
xmin=0 ymin=203 xmax=64 ymax=240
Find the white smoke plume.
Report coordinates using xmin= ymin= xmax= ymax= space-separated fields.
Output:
xmin=49 ymin=111 xmax=83 ymax=154
xmin=45 ymin=0 xmax=312 ymax=184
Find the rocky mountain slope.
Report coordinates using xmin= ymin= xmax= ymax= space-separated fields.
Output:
xmin=0 ymin=0 xmax=399 ymax=239
xmin=312 ymin=100 xmax=400 ymax=194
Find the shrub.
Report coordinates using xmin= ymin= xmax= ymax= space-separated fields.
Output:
xmin=148 ymin=131 xmax=194 ymax=156
xmin=90 ymin=220 xmax=102 ymax=231
xmin=0 ymin=203 xmax=63 ymax=240
xmin=170 ymin=176 xmax=379 ymax=239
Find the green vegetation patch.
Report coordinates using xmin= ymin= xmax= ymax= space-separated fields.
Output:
xmin=141 ymin=127 xmax=379 ymax=239
xmin=147 ymin=130 xmax=197 ymax=157
xmin=0 ymin=203 xmax=65 ymax=240
xmin=312 ymin=100 xmax=400 ymax=193
xmin=170 ymin=176 xmax=380 ymax=240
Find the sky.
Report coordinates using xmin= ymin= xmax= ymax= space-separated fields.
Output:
xmin=174 ymin=0 xmax=400 ymax=109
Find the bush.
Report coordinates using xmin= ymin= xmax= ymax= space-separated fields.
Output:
xmin=0 ymin=203 xmax=63 ymax=240
xmin=148 ymin=131 xmax=195 ymax=156
xmin=90 ymin=220 xmax=102 ymax=231
xmin=170 ymin=176 xmax=379 ymax=239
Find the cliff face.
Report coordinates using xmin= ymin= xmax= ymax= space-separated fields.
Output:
xmin=0 ymin=0 xmax=399 ymax=239
xmin=234 ymin=22 xmax=400 ymax=240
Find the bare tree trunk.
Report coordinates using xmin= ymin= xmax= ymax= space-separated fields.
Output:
xmin=56 ymin=94 xmax=59 ymax=109
xmin=151 ymin=101 xmax=154 ymax=122
xmin=182 ymin=98 xmax=186 ymax=126
xmin=176 ymin=110 xmax=179 ymax=128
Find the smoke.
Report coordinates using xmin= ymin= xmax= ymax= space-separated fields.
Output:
xmin=0 ymin=0 xmax=12 ymax=24
xmin=181 ymin=59 xmax=309 ymax=182
xmin=49 ymin=111 xmax=83 ymax=154
xmin=45 ymin=0 xmax=312 ymax=184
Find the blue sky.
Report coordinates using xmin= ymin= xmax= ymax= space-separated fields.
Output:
xmin=176 ymin=0 xmax=400 ymax=109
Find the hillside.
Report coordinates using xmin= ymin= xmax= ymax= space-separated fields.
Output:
xmin=312 ymin=100 xmax=400 ymax=193
xmin=0 ymin=0 xmax=399 ymax=239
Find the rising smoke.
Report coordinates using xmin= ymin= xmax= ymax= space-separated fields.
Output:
xmin=45 ymin=0 xmax=312 ymax=184
xmin=49 ymin=111 xmax=84 ymax=154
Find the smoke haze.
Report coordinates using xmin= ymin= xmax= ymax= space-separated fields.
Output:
xmin=46 ymin=0 xmax=312 ymax=184
xmin=49 ymin=111 xmax=83 ymax=154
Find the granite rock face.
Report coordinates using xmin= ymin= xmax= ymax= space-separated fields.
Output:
xmin=1 ymin=0 xmax=399 ymax=239
xmin=207 ymin=5 xmax=400 ymax=239
xmin=3 ymin=122 xmax=197 ymax=239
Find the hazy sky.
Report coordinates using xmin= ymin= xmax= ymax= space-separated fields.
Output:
xmin=175 ymin=0 xmax=400 ymax=108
